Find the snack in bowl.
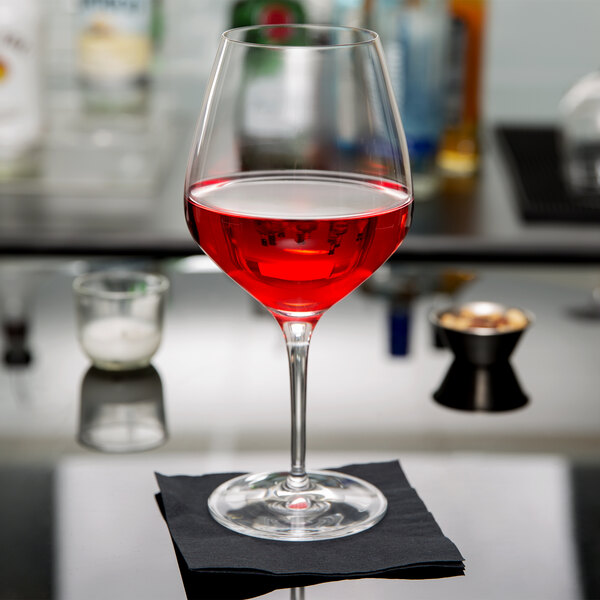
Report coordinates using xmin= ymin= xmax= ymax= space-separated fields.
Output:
xmin=438 ymin=304 xmax=529 ymax=333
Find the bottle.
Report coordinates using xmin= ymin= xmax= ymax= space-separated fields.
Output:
xmin=77 ymin=0 xmax=162 ymax=113
xmin=329 ymin=0 xmax=372 ymax=169
xmin=331 ymin=0 xmax=368 ymax=28
xmin=378 ymin=0 xmax=449 ymax=198
xmin=559 ymin=70 xmax=600 ymax=195
xmin=231 ymin=1 xmax=309 ymax=170
xmin=231 ymin=0 xmax=307 ymax=30
xmin=389 ymin=300 xmax=412 ymax=356
xmin=437 ymin=0 xmax=486 ymax=177
xmin=0 ymin=0 xmax=42 ymax=179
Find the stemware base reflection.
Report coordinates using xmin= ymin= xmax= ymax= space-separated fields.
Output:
xmin=208 ymin=470 xmax=387 ymax=541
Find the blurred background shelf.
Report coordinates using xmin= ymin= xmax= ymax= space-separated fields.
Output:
xmin=2 ymin=125 xmax=600 ymax=262
xmin=1 ymin=0 xmax=600 ymax=262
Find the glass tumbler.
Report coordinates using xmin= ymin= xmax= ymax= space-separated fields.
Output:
xmin=73 ymin=270 xmax=169 ymax=371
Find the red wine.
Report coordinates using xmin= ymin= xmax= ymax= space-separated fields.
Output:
xmin=186 ymin=172 xmax=412 ymax=319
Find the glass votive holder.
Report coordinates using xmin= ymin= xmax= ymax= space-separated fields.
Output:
xmin=73 ymin=270 xmax=169 ymax=371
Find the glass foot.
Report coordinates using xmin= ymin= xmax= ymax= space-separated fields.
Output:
xmin=207 ymin=470 xmax=387 ymax=541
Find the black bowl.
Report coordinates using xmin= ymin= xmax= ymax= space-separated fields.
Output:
xmin=430 ymin=301 xmax=534 ymax=412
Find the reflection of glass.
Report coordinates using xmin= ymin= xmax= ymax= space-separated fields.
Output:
xmin=73 ymin=270 xmax=169 ymax=371
xmin=78 ymin=365 xmax=167 ymax=452
xmin=184 ymin=25 xmax=413 ymax=541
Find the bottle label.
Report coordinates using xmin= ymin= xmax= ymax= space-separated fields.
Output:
xmin=243 ymin=51 xmax=314 ymax=138
xmin=331 ymin=0 xmax=364 ymax=28
xmin=259 ymin=4 xmax=294 ymax=25
xmin=0 ymin=17 xmax=41 ymax=154
xmin=78 ymin=0 xmax=152 ymax=82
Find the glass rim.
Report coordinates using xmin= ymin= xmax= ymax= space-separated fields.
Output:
xmin=72 ymin=270 xmax=170 ymax=299
xmin=222 ymin=24 xmax=379 ymax=49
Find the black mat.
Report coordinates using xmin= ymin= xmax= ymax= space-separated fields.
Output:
xmin=570 ymin=463 xmax=600 ymax=600
xmin=156 ymin=461 xmax=464 ymax=599
xmin=495 ymin=126 xmax=600 ymax=223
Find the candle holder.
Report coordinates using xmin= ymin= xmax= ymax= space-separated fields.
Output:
xmin=73 ymin=270 xmax=169 ymax=371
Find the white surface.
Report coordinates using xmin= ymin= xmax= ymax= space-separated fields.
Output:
xmin=54 ymin=451 xmax=581 ymax=600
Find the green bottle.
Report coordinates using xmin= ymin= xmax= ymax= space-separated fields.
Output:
xmin=231 ymin=0 xmax=306 ymax=31
xmin=232 ymin=1 xmax=309 ymax=170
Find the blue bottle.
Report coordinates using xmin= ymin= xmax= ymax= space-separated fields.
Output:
xmin=377 ymin=0 xmax=450 ymax=196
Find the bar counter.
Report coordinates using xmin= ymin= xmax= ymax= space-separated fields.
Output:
xmin=1 ymin=263 xmax=599 ymax=599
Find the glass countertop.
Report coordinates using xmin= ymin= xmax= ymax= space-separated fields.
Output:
xmin=0 ymin=263 xmax=599 ymax=598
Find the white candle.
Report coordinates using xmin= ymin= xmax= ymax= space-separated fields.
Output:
xmin=81 ymin=316 xmax=161 ymax=365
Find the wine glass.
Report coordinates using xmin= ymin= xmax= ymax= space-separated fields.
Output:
xmin=184 ymin=24 xmax=413 ymax=541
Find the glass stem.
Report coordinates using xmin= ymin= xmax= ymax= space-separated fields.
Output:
xmin=282 ymin=321 xmax=313 ymax=491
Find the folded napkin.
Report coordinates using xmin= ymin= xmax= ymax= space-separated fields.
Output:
xmin=156 ymin=461 xmax=464 ymax=599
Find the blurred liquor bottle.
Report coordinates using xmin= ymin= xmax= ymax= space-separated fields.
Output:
xmin=231 ymin=0 xmax=309 ymax=171
xmin=331 ymin=0 xmax=369 ymax=28
xmin=374 ymin=0 xmax=449 ymax=198
xmin=77 ymin=0 xmax=163 ymax=114
xmin=437 ymin=0 xmax=486 ymax=177
xmin=330 ymin=0 xmax=371 ymax=172
xmin=231 ymin=0 xmax=307 ymax=30
xmin=0 ymin=0 xmax=42 ymax=179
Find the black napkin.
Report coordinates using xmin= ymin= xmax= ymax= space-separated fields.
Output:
xmin=156 ymin=461 xmax=464 ymax=599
